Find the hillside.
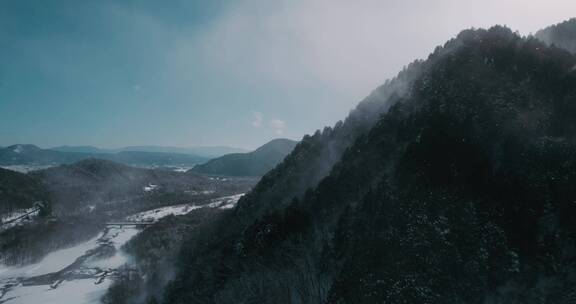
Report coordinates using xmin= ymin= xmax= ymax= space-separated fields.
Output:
xmin=0 ymin=158 xmax=258 ymax=268
xmin=0 ymin=144 xmax=83 ymax=166
xmin=141 ymin=26 xmax=576 ymax=304
xmin=191 ymin=139 xmax=298 ymax=176
xmin=0 ymin=168 xmax=48 ymax=217
xmin=32 ymin=159 xmax=221 ymax=214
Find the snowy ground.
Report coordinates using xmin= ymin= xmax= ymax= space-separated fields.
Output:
xmin=0 ymin=227 xmax=135 ymax=304
xmin=205 ymin=193 xmax=244 ymax=209
xmin=0 ymin=193 xmax=244 ymax=304
xmin=0 ymin=208 xmax=40 ymax=231
xmin=143 ymin=183 xmax=159 ymax=192
xmin=1 ymin=208 xmax=38 ymax=225
xmin=127 ymin=193 xmax=244 ymax=222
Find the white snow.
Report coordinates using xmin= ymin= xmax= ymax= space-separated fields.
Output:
xmin=1 ymin=208 xmax=38 ymax=224
xmin=12 ymin=145 xmax=23 ymax=154
xmin=0 ymin=227 xmax=136 ymax=304
xmin=209 ymin=177 xmax=229 ymax=182
xmin=172 ymin=167 xmax=192 ymax=173
xmin=206 ymin=194 xmax=244 ymax=209
xmin=0 ymin=193 xmax=245 ymax=304
xmin=2 ymin=278 xmax=111 ymax=304
xmin=127 ymin=204 xmax=201 ymax=222
xmin=0 ymin=234 xmax=102 ymax=279
xmin=1 ymin=208 xmax=39 ymax=230
xmin=185 ymin=190 xmax=215 ymax=195
xmin=127 ymin=193 xmax=244 ymax=222
xmin=86 ymin=228 xmax=140 ymax=270
xmin=143 ymin=184 xmax=159 ymax=192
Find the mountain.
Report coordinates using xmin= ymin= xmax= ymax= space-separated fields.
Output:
xmin=120 ymin=146 xmax=247 ymax=158
xmin=102 ymin=151 xmax=208 ymax=167
xmin=0 ymin=144 xmax=85 ymax=166
xmin=50 ymin=145 xmax=114 ymax=154
xmin=138 ymin=26 xmax=576 ymax=304
xmin=31 ymin=158 xmax=257 ymax=215
xmin=535 ymin=18 xmax=576 ymax=54
xmin=190 ymin=139 xmax=298 ymax=176
xmin=185 ymin=146 xmax=249 ymax=158
xmin=0 ymin=145 xmax=208 ymax=168
xmin=50 ymin=145 xmax=247 ymax=158
xmin=0 ymin=157 xmax=259 ymax=268
xmin=0 ymin=168 xmax=48 ymax=216
xmin=32 ymin=159 xmax=199 ymax=214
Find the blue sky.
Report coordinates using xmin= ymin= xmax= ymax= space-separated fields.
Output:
xmin=1 ymin=0 xmax=575 ymax=149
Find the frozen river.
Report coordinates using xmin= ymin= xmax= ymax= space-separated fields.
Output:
xmin=0 ymin=194 xmax=243 ymax=304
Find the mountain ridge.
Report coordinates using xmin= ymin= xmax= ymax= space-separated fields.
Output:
xmin=0 ymin=145 xmax=209 ymax=169
xmin=50 ymin=145 xmax=247 ymax=158
xmin=190 ymin=138 xmax=298 ymax=176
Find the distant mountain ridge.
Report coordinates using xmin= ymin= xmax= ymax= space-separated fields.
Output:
xmin=50 ymin=145 xmax=247 ymax=158
xmin=0 ymin=144 xmax=209 ymax=168
xmin=0 ymin=167 xmax=48 ymax=216
xmin=49 ymin=146 xmax=114 ymax=154
xmin=191 ymin=139 xmax=298 ymax=176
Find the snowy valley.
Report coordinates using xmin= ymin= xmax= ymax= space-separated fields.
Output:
xmin=0 ymin=194 xmax=245 ymax=304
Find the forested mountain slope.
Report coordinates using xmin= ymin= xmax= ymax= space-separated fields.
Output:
xmin=32 ymin=159 xmax=235 ymax=214
xmin=0 ymin=168 xmax=48 ymax=216
xmin=191 ymin=139 xmax=298 ymax=177
xmin=159 ymin=26 xmax=576 ymax=304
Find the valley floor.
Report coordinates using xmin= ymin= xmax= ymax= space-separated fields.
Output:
xmin=0 ymin=194 xmax=244 ymax=304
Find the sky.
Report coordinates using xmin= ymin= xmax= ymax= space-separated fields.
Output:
xmin=0 ymin=0 xmax=575 ymax=150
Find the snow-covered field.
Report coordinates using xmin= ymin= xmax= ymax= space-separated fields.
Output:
xmin=1 ymin=208 xmax=38 ymax=225
xmin=0 ymin=208 xmax=39 ymax=231
xmin=1 ymin=278 xmax=112 ymax=304
xmin=0 ymin=193 xmax=244 ymax=304
xmin=143 ymin=183 xmax=159 ymax=192
xmin=205 ymin=193 xmax=244 ymax=209
xmin=0 ymin=227 xmax=135 ymax=304
xmin=127 ymin=193 xmax=244 ymax=222
xmin=0 ymin=234 xmax=102 ymax=280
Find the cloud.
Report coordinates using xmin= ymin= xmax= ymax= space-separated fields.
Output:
xmin=269 ymin=119 xmax=286 ymax=135
xmin=252 ymin=111 xmax=263 ymax=128
xmin=251 ymin=111 xmax=286 ymax=134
